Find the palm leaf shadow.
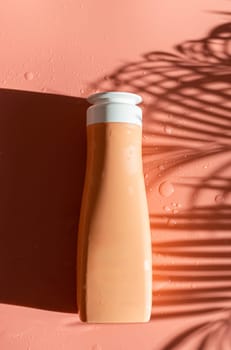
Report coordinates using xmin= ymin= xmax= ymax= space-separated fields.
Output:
xmin=91 ymin=15 xmax=231 ymax=350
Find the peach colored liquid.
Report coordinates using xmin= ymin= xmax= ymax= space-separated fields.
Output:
xmin=77 ymin=122 xmax=152 ymax=323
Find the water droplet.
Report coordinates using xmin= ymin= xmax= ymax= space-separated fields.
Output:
xmin=215 ymin=194 xmax=224 ymax=204
xmin=203 ymin=163 xmax=209 ymax=169
xmin=172 ymin=209 xmax=179 ymax=214
xmin=104 ymin=75 xmax=110 ymax=80
xmin=80 ymin=88 xmax=85 ymax=94
xmin=158 ymin=164 xmax=165 ymax=171
xmin=176 ymin=203 xmax=182 ymax=208
xmin=149 ymin=187 xmax=153 ymax=192
xmin=142 ymin=70 xmax=147 ymax=75
xmin=92 ymin=344 xmax=102 ymax=350
xmin=159 ymin=181 xmax=174 ymax=197
xmin=164 ymin=125 xmax=172 ymax=134
xmin=145 ymin=173 xmax=149 ymax=179
xmin=24 ymin=72 xmax=34 ymax=81
xmin=168 ymin=219 xmax=177 ymax=226
xmin=163 ymin=205 xmax=171 ymax=212
xmin=171 ymin=202 xmax=177 ymax=207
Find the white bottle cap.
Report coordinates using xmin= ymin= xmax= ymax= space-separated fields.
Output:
xmin=87 ymin=91 xmax=143 ymax=126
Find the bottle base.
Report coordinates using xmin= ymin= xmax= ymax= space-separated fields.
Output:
xmin=79 ymin=314 xmax=151 ymax=324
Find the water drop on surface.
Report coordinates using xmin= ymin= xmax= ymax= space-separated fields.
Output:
xmin=24 ymin=72 xmax=34 ymax=81
xmin=164 ymin=125 xmax=172 ymax=134
xmin=176 ymin=203 xmax=182 ymax=208
xmin=159 ymin=181 xmax=174 ymax=197
xmin=168 ymin=219 xmax=177 ymax=226
xmin=203 ymin=163 xmax=209 ymax=169
xmin=92 ymin=344 xmax=102 ymax=350
xmin=215 ymin=194 xmax=224 ymax=204
xmin=158 ymin=164 xmax=165 ymax=171
xmin=145 ymin=173 xmax=149 ymax=179
xmin=163 ymin=206 xmax=171 ymax=212
xmin=171 ymin=202 xmax=177 ymax=207
xmin=80 ymin=88 xmax=85 ymax=94
xmin=172 ymin=209 xmax=179 ymax=214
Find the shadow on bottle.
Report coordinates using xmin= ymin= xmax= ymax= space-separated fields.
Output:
xmin=90 ymin=14 xmax=231 ymax=350
xmin=0 ymin=88 xmax=88 ymax=312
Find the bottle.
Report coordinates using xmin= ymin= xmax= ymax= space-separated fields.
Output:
xmin=77 ymin=91 xmax=152 ymax=323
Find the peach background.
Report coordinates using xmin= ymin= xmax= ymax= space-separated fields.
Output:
xmin=0 ymin=1 xmax=230 ymax=349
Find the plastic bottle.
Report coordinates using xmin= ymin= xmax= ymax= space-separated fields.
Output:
xmin=77 ymin=91 xmax=152 ymax=323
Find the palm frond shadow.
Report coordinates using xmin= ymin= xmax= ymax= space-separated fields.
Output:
xmin=92 ymin=16 xmax=231 ymax=350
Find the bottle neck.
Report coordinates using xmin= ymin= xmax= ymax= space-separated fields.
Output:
xmin=87 ymin=123 xmax=143 ymax=176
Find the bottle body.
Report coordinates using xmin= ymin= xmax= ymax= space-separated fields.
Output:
xmin=78 ymin=123 xmax=152 ymax=322
xmin=77 ymin=120 xmax=152 ymax=323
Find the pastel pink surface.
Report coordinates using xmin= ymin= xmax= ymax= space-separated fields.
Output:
xmin=0 ymin=1 xmax=230 ymax=349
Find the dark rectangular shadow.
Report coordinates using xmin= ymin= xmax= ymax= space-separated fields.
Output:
xmin=0 ymin=88 xmax=88 ymax=312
